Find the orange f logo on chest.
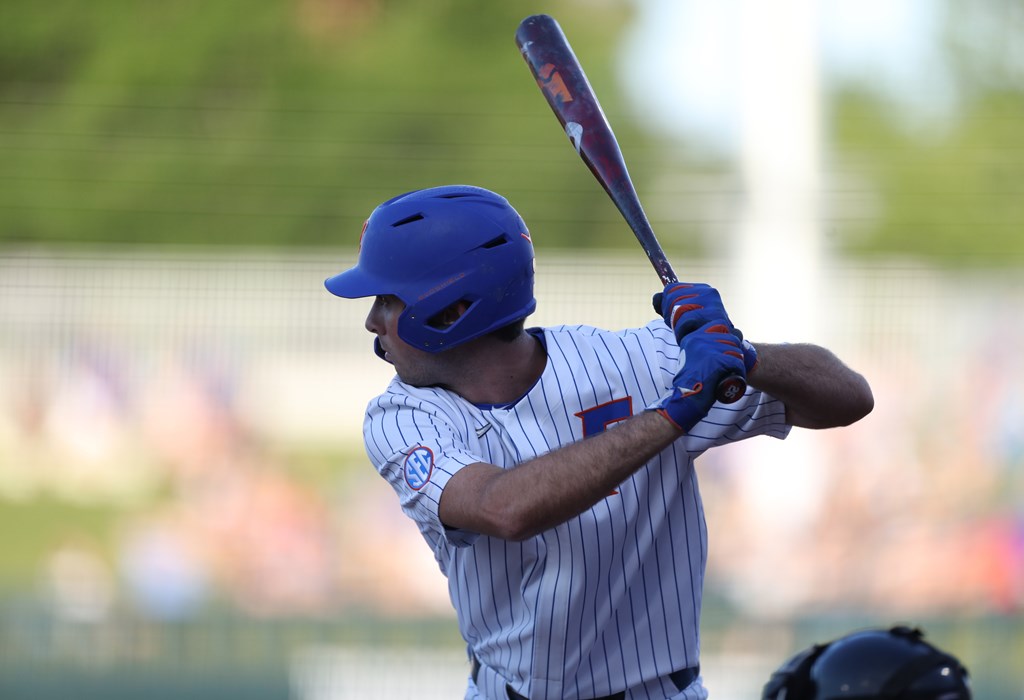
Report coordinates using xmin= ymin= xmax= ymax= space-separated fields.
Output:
xmin=575 ymin=397 xmax=633 ymax=437
xmin=576 ymin=397 xmax=634 ymax=497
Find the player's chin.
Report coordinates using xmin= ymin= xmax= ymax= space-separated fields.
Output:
xmin=391 ymin=361 xmax=426 ymax=386
xmin=388 ymin=345 xmax=445 ymax=387
xmin=375 ymin=339 xmax=396 ymax=366
xmin=396 ymin=371 xmax=433 ymax=388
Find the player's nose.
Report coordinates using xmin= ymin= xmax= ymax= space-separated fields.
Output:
xmin=364 ymin=310 xmax=380 ymax=335
xmin=364 ymin=299 xmax=384 ymax=334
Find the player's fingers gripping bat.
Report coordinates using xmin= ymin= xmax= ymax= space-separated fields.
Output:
xmin=514 ymin=14 xmax=747 ymax=404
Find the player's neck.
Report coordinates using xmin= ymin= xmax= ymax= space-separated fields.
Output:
xmin=437 ymin=331 xmax=546 ymax=405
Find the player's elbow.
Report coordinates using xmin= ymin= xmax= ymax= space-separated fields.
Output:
xmin=834 ymin=374 xmax=874 ymax=426
xmin=479 ymin=496 xmax=541 ymax=541
xmin=851 ymin=379 xmax=874 ymax=422
xmin=441 ymin=465 xmax=544 ymax=541
xmin=477 ymin=479 xmax=559 ymax=541
xmin=493 ymin=523 xmax=537 ymax=542
xmin=793 ymin=375 xmax=874 ymax=429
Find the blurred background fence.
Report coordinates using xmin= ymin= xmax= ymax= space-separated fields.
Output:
xmin=1 ymin=248 xmax=1023 ymax=698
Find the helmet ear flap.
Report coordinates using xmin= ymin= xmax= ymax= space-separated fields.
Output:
xmin=425 ymin=299 xmax=473 ymax=331
xmin=762 ymin=643 xmax=830 ymax=700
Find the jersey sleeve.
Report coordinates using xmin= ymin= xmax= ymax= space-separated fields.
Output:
xmin=363 ymin=386 xmax=483 ymax=549
xmin=685 ymin=387 xmax=792 ymax=450
xmin=641 ymin=318 xmax=792 ymax=449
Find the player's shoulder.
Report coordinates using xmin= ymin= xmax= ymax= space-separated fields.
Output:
xmin=539 ymin=319 xmax=674 ymax=348
xmin=369 ymin=376 xmax=447 ymax=408
xmin=365 ymin=376 xmax=470 ymax=423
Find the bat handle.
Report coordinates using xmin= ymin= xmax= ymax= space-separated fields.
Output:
xmin=716 ymin=374 xmax=746 ymax=404
xmin=662 ymin=268 xmax=747 ymax=404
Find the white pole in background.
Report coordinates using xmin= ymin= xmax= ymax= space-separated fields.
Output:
xmin=729 ymin=0 xmax=829 ymax=615
xmin=734 ymin=0 xmax=824 ymax=342
xmin=619 ymin=0 xmax=833 ymax=614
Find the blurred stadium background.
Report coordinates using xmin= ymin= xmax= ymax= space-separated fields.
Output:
xmin=1 ymin=1 xmax=1022 ymax=698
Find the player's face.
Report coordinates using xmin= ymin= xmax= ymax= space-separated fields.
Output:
xmin=365 ymin=295 xmax=438 ymax=386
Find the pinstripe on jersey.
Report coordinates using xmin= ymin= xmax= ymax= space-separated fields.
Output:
xmin=362 ymin=320 xmax=790 ymax=700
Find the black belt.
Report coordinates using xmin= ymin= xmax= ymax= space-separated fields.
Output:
xmin=471 ymin=655 xmax=699 ymax=700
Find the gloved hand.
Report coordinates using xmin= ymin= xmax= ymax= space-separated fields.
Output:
xmin=653 ymin=282 xmax=739 ymax=344
xmin=648 ymin=321 xmax=747 ymax=432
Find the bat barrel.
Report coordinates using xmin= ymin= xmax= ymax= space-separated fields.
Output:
xmin=517 ymin=15 xmax=672 ymax=282
xmin=516 ymin=14 xmax=746 ymax=403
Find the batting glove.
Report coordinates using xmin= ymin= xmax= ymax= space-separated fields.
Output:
xmin=648 ymin=320 xmax=747 ymax=433
xmin=653 ymin=282 xmax=741 ymax=344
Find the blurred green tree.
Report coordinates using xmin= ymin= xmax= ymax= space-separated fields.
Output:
xmin=0 ymin=0 xmax=1021 ymax=264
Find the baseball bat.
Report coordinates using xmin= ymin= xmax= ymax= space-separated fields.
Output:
xmin=515 ymin=14 xmax=746 ymax=404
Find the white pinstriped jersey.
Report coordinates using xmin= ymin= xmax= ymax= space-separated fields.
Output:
xmin=362 ymin=320 xmax=790 ymax=700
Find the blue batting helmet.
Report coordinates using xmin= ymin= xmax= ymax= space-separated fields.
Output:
xmin=762 ymin=626 xmax=971 ymax=700
xmin=325 ymin=185 xmax=536 ymax=352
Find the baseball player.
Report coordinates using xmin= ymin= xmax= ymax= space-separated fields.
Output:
xmin=762 ymin=625 xmax=972 ymax=699
xmin=325 ymin=185 xmax=873 ymax=700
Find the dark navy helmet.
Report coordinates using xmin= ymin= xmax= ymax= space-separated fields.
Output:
xmin=762 ymin=626 xmax=971 ymax=700
xmin=325 ymin=185 xmax=536 ymax=352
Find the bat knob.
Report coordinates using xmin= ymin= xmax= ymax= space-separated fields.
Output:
xmin=715 ymin=374 xmax=747 ymax=404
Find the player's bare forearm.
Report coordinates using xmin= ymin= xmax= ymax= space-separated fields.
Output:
xmin=439 ymin=410 xmax=680 ymax=541
xmin=747 ymin=342 xmax=873 ymax=429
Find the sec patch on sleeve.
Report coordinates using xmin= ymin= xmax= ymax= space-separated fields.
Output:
xmin=404 ymin=446 xmax=434 ymax=490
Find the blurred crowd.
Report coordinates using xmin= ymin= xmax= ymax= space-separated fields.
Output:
xmin=0 ymin=301 xmax=1022 ymax=625
xmin=0 ymin=346 xmax=451 ymax=625
xmin=702 ymin=331 xmax=1024 ymax=618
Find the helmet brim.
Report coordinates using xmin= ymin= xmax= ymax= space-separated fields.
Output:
xmin=324 ymin=266 xmax=390 ymax=299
